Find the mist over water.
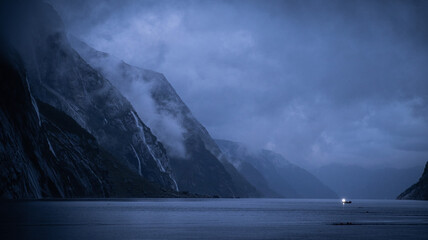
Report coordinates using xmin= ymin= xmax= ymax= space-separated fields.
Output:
xmin=48 ymin=0 xmax=428 ymax=169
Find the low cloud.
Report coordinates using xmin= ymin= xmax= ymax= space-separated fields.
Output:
xmin=127 ymin=79 xmax=187 ymax=158
xmin=70 ymin=38 xmax=187 ymax=158
xmin=51 ymin=0 xmax=428 ymax=168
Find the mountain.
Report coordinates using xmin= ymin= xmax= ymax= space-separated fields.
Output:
xmin=70 ymin=37 xmax=259 ymax=197
xmin=0 ymin=49 xmax=103 ymax=198
xmin=314 ymin=163 xmax=423 ymax=199
xmin=0 ymin=48 xmax=187 ymax=198
xmin=398 ymin=162 xmax=428 ymax=200
xmin=4 ymin=1 xmax=179 ymax=192
xmin=215 ymin=140 xmax=338 ymax=198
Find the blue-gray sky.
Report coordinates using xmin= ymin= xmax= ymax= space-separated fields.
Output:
xmin=49 ymin=0 xmax=428 ymax=169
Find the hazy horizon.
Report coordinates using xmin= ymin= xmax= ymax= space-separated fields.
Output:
xmin=49 ymin=0 xmax=428 ymax=169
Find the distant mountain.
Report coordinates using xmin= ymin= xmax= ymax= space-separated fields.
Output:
xmin=398 ymin=162 xmax=428 ymax=200
xmin=8 ymin=2 xmax=178 ymax=192
xmin=216 ymin=140 xmax=338 ymax=198
xmin=0 ymin=50 xmax=182 ymax=198
xmin=314 ymin=163 xmax=423 ymax=199
xmin=70 ymin=37 xmax=259 ymax=197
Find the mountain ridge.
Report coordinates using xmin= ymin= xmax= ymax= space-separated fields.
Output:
xmin=215 ymin=139 xmax=338 ymax=198
xmin=70 ymin=36 xmax=260 ymax=197
xmin=10 ymin=1 xmax=179 ymax=191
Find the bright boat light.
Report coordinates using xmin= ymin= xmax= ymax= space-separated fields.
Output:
xmin=342 ymin=198 xmax=346 ymax=203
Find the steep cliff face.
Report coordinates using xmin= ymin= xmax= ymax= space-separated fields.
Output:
xmin=0 ymin=50 xmax=186 ymax=199
xmin=70 ymin=37 xmax=259 ymax=197
xmin=216 ymin=140 xmax=338 ymax=199
xmin=9 ymin=2 xmax=177 ymax=191
xmin=0 ymin=51 xmax=107 ymax=198
xmin=398 ymin=162 xmax=428 ymax=200
xmin=0 ymin=53 xmax=52 ymax=198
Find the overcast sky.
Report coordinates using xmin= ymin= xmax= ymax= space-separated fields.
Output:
xmin=49 ymin=0 xmax=428 ymax=169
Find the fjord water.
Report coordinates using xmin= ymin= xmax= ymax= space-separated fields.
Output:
xmin=1 ymin=199 xmax=427 ymax=240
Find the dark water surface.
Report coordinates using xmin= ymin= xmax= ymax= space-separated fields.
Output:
xmin=1 ymin=199 xmax=427 ymax=240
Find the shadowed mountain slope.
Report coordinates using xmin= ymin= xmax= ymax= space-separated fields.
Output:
xmin=5 ymin=1 xmax=178 ymax=191
xmin=70 ymin=37 xmax=259 ymax=197
xmin=216 ymin=139 xmax=337 ymax=198
xmin=398 ymin=162 xmax=428 ymax=200
xmin=0 ymin=48 xmax=194 ymax=198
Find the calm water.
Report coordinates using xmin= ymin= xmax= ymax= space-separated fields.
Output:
xmin=1 ymin=199 xmax=427 ymax=240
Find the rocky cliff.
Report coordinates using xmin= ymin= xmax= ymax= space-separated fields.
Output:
xmin=7 ymin=1 xmax=178 ymax=191
xmin=398 ymin=162 xmax=428 ymax=200
xmin=70 ymin=37 xmax=259 ymax=197
xmin=0 ymin=50 xmax=186 ymax=198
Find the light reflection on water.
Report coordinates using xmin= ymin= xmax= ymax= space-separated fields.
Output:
xmin=1 ymin=199 xmax=427 ymax=240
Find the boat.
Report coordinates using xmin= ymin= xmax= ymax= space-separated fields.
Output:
xmin=341 ymin=198 xmax=352 ymax=204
